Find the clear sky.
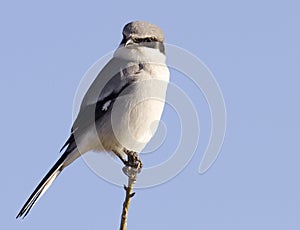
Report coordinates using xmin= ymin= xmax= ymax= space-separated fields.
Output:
xmin=1 ymin=0 xmax=299 ymax=229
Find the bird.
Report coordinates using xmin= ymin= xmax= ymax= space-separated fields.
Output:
xmin=16 ymin=21 xmax=170 ymax=219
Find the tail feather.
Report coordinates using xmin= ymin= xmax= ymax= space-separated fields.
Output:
xmin=16 ymin=156 xmax=65 ymax=219
xmin=17 ymin=133 xmax=79 ymax=219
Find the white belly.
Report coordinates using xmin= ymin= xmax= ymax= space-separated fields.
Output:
xmin=109 ymin=68 xmax=169 ymax=153
xmin=84 ymin=46 xmax=170 ymax=154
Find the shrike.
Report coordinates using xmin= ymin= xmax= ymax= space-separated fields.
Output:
xmin=17 ymin=21 xmax=169 ymax=218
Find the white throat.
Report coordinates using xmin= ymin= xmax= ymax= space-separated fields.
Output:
xmin=114 ymin=46 xmax=166 ymax=64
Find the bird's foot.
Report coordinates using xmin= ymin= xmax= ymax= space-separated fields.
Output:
xmin=122 ymin=149 xmax=142 ymax=179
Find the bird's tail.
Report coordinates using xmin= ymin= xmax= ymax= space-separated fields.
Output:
xmin=16 ymin=133 xmax=78 ymax=219
xmin=16 ymin=155 xmax=66 ymax=219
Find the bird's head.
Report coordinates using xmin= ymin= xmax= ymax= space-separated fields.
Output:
xmin=120 ymin=21 xmax=165 ymax=48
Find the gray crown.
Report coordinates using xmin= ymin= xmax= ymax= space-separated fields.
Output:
xmin=122 ymin=21 xmax=165 ymax=42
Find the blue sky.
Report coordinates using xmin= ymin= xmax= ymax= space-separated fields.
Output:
xmin=1 ymin=1 xmax=299 ymax=229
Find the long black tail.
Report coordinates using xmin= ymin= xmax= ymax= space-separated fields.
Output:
xmin=16 ymin=134 xmax=77 ymax=219
xmin=16 ymin=134 xmax=78 ymax=219
xmin=16 ymin=155 xmax=66 ymax=219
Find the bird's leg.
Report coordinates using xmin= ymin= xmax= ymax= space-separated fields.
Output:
xmin=112 ymin=150 xmax=128 ymax=165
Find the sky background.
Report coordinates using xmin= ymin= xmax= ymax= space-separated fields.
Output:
xmin=1 ymin=0 xmax=300 ymax=229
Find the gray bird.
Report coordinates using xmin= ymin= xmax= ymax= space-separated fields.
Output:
xmin=16 ymin=21 xmax=169 ymax=218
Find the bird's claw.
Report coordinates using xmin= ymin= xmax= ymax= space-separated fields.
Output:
xmin=122 ymin=149 xmax=142 ymax=179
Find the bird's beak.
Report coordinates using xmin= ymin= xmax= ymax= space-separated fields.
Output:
xmin=125 ymin=38 xmax=134 ymax=47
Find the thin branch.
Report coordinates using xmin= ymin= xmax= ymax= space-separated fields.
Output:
xmin=119 ymin=172 xmax=136 ymax=230
xmin=119 ymin=151 xmax=142 ymax=230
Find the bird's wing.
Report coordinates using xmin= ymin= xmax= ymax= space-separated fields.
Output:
xmin=60 ymin=58 xmax=141 ymax=152
xmin=80 ymin=57 xmax=141 ymax=108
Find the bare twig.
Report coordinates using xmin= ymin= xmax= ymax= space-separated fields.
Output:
xmin=119 ymin=151 xmax=142 ymax=230
xmin=119 ymin=171 xmax=136 ymax=230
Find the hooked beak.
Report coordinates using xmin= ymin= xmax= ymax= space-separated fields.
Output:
xmin=125 ymin=38 xmax=134 ymax=47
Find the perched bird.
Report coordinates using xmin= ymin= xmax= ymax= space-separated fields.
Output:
xmin=16 ymin=21 xmax=169 ymax=218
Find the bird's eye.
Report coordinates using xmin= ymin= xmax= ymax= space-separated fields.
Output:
xmin=132 ymin=38 xmax=142 ymax=43
xmin=144 ymin=37 xmax=158 ymax=42
xmin=132 ymin=37 xmax=157 ymax=43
